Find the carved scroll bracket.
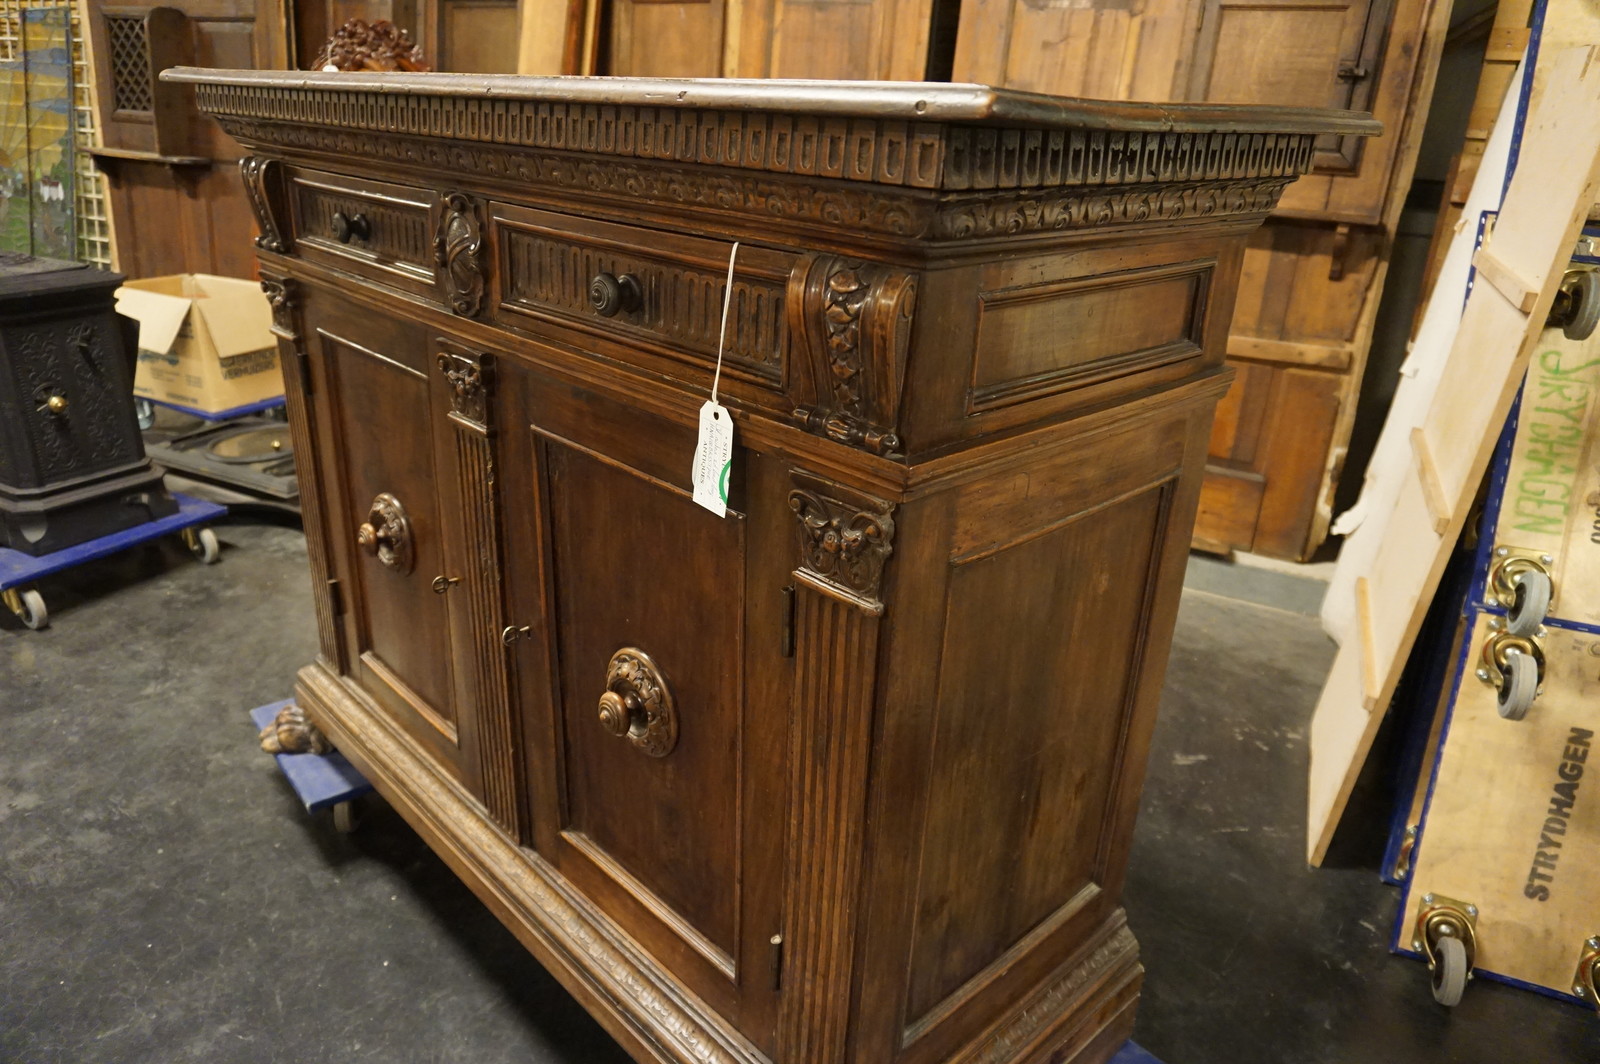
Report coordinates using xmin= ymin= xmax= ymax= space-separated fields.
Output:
xmin=788 ymin=475 xmax=896 ymax=614
xmin=436 ymin=341 xmax=490 ymax=434
xmin=240 ymin=155 xmax=287 ymax=253
xmin=434 ymin=191 xmax=485 ymax=317
xmin=790 ymin=255 xmax=916 ymax=457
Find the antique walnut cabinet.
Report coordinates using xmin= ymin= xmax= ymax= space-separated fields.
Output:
xmin=175 ymin=68 xmax=1374 ymax=1064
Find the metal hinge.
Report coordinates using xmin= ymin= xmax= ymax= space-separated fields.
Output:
xmin=1337 ymin=64 xmax=1369 ymax=82
xmin=780 ymin=585 xmax=796 ymax=658
xmin=327 ymin=577 xmax=345 ymax=616
xmin=294 ymin=346 xmax=313 ymax=397
xmin=769 ymin=934 xmax=784 ymax=991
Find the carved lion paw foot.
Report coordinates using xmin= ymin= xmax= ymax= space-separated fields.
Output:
xmin=259 ymin=703 xmax=333 ymax=755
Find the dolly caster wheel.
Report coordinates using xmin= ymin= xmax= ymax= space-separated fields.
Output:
xmin=1507 ymin=569 xmax=1551 ymax=638
xmin=1432 ymin=933 xmax=1470 ymax=1006
xmin=5 ymin=587 xmax=48 ymax=630
xmin=1549 ymin=269 xmax=1600 ymax=341
xmin=1498 ymin=648 xmax=1538 ymax=721
xmin=184 ymin=526 xmax=221 ymax=564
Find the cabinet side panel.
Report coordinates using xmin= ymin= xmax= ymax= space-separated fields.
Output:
xmin=904 ymin=484 xmax=1169 ymax=1024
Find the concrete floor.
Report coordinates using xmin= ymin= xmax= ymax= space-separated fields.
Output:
xmin=2 ymin=523 xmax=1595 ymax=1063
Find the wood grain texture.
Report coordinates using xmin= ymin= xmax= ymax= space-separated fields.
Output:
xmin=263 ymin=276 xmax=346 ymax=672
xmin=777 ymin=584 xmax=882 ymax=1062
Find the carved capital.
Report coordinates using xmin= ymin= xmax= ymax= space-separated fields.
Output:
xmin=240 ymin=155 xmax=287 ymax=253
xmin=436 ymin=341 xmax=490 ymax=433
xmin=260 ymin=277 xmax=298 ymax=340
xmin=434 ymin=191 xmax=485 ymax=317
xmin=788 ymin=477 xmax=895 ymax=612
xmin=791 ymin=255 xmax=916 ymax=456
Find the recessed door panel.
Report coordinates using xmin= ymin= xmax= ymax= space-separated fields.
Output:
xmin=499 ymin=365 xmax=786 ymax=1051
xmin=548 ymin=442 xmax=746 ymax=962
xmin=301 ymin=292 xmax=477 ymax=790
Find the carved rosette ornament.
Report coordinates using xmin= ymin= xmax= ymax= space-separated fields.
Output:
xmin=434 ymin=192 xmax=485 ymax=317
xmin=239 ymin=156 xmax=286 ymax=252
xmin=788 ymin=481 xmax=896 ymax=613
xmin=436 ymin=344 xmax=489 ymax=432
xmin=792 ymin=255 xmax=916 ymax=456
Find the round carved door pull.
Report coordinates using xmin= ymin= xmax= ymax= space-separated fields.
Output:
xmin=588 ymin=272 xmax=642 ymax=317
xmin=356 ymin=492 xmax=414 ymax=573
xmin=596 ymin=647 xmax=677 ymax=757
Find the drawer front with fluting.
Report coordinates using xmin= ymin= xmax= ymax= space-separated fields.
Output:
xmin=288 ymin=168 xmax=438 ymax=298
xmin=489 ymin=204 xmax=795 ymax=391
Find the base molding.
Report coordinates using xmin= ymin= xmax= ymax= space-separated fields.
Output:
xmin=297 ymin=661 xmax=1142 ymax=1064
xmin=952 ymin=922 xmax=1141 ymax=1064
xmin=296 ymin=663 xmax=767 ymax=1064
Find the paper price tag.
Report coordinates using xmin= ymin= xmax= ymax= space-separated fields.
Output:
xmin=692 ymin=400 xmax=734 ymax=517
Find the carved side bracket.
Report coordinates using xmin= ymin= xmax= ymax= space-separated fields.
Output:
xmin=790 ymin=254 xmax=916 ymax=456
xmin=240 ymin=155 xmax=287 ymax=253
xmin=788 ymin=475 xmax=896 ymax=614
xmin=260 ymin=276 xmax=298 ymax=340
xmin=436 ymin=340 xmax=490 ymax=433
xmin=434 ymin=191 xmax=486 ymax=317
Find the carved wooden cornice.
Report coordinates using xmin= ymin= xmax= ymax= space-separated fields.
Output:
xmin=187 ymin=77 xmax=1337 ymax=194
xmin=788 ymin=475 xmax=896 ymax=613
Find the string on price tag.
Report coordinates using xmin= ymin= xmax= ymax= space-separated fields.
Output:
xmin=692 ymin=241 xmax=739 ymax=517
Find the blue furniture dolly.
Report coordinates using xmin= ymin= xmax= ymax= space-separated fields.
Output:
xmin=0 ymin=492 xmax=226 ymax=630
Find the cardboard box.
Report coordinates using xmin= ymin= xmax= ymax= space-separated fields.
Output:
xmin=117 ymin=274 xmax=282 ymax=418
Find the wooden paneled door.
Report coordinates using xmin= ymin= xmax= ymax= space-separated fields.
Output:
xmin=293 ymin=285 xmax=490 ymax=798
xmin=86 ymin=0 xmax=287 ymax=279
xmin=1187 ymin=0 xmax=1392 ymax=177
xmin=498 ymin=356 xmax=790 ymax=1057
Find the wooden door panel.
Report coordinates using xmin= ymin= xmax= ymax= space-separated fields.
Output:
xmin=547 ymin=442 xmax=746 ymax=964
xmin=501 ymin=366 xmax=786 ymax=1047
xmin=1190 ymin=0 xmax=1389 ymax=174
xmin=304 ymin=297 xmax=475 ymax=785
xmin=905 ymin=480 xmax=1172 ymax=1025
xmin=949 ymin=0 xmax=1199 ymax=101
xmin=607 ymin=0 xmax=726 ymax=76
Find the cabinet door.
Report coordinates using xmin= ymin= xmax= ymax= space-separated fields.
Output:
xmin=1187 ymin=0 xmax=1391 ymax=176
xmin=300 ymin=290 xmax=483 ymax=794
xmin=499 ymin=363 xmax=788 ymax=1053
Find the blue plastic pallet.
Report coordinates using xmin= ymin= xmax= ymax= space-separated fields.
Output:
xmin=249 ymin=699 xmax=374 ymax=813
xmin=0 ymin=492 xmax=227 ymax=592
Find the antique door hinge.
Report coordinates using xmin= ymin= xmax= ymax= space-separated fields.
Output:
xmin=780 ymin=585 xmax=796 ymax=658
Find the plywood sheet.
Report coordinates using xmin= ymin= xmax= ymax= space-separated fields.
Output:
xmin=1480 ymin=311 xmax=1600 ymax=628
xmin=1308 ymin=46 xmax=1600 ymax=865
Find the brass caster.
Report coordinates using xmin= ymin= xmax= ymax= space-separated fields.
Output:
xmin=1414 ymin=893 xmax=1479 ymax=1007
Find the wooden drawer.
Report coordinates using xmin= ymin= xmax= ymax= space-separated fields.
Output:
xmin=287 ymin=168 xmax=438 ymax=298
xmin=489 ymin=204 xmax=796 ymax=392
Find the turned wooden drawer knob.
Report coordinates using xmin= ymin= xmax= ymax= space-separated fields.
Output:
xmin=588 ymin=272 xmax=642 ymax=317
xmin=596 ymin=647 xmax=677 ymax=757
xmin=332 ymin=211 xmax=370 ymax=243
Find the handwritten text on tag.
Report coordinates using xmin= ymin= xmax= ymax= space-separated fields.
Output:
xmin=692 ymin=400 xmax=734 ymax=516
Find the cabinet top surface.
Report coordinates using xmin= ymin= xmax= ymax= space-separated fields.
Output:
xmin=165 ymin=68 xmax=1379 ymax=137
